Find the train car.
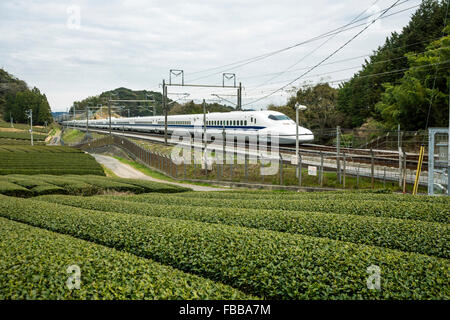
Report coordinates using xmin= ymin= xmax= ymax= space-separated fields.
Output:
xmin=63 ymin=110 xmax=314 ymax=144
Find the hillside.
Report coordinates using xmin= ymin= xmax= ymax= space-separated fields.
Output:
xmin=0 ymin=68 xmax=53 ymax=126
xmin=72 ymin=87 xmax=234 ymax=117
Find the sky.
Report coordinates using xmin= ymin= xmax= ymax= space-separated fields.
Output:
xmin=0 ymin=0 xmax=421 ymax=112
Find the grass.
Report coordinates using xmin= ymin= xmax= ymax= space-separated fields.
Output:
xmin=113 ymin=156 xmax=224 ymax=189
xmin=62 ymin=129 xmax=105 ymax=144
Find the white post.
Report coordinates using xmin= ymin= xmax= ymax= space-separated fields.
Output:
xmin=28 ymin=109 xmax=33 ymax=146
xmin=295 ymin=103 xmax=307 ymax=178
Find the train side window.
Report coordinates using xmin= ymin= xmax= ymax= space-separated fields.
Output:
xmin=244 ymin=120 xmax=247 ymax=126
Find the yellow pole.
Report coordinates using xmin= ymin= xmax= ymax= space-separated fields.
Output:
xmin=413 ymin=146 xmax=424 ymax=195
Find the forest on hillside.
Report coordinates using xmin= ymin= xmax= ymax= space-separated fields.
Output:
xmin=0 ymin=69 xmax=53 ymax=125
xmin=71 ymin=87 xmax=234 ymax=118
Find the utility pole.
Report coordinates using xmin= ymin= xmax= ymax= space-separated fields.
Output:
xmin=163 ymin=79 xmax=168 ymax=145
xmin=10 ymin=112 xmax=13 ymax=128
xmin=72 ymin=104 xmax=76 ymax=129
xmin=108 ymin=97 xmax=112 ymax=136
xmin=336 ymin=126 xmax=341 ymax=183
xmin=237 ymin=82 xmax=242 ymax=110
xmin=398 ymin=124 xmax=402 ymax=188
xmin=203 ymin=99 xmax=207 ymax=152
xmin=27 ymin=109 xmax=33 ymax=146
xmin=447 ymin=80 xmax=450 ymax=196
xmin=86 ymin=107 xmax=89 ymax=136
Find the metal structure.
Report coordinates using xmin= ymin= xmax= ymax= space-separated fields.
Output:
xmin=427 ymin=127 xmax=449 ymax=196
xmin=162 ymin=70 xmax=242 ymax=145
xmin=26 ymin=109 xmax=33 ymax=146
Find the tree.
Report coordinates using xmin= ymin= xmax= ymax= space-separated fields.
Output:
xmin=375 ymin=26 xmax=450 ymax=130
xmin=337 ymin=0 xmax=448 ymax=127
xmin=269 ymin=83 xmax=347 ymax=130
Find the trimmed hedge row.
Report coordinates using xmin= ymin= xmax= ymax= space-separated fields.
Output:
xmin=0 ymin=217 xmax=250 ymax=300
xmin=0 ymin=131 xmax=46 ymax=141
xmin=176 ymin=191 xmax=450 ymax=204
xmin=109 ymin=193 xmax=450 ymax=224
xmin=0 ymin=195 xmax=448 ymax=299
xmin=0 ymin=181 xmax=32 ymax=197
xmin=38 ymin=195 xmax=450 ymax=258
xmin=0 ymin=175 xmax=191 ymax=197
xmin=0 ymin=146 xmax=83 ymax=153
xmin=0 ymin=149 xmax=105 ymax=176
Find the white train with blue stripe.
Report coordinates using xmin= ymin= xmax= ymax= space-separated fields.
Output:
xmin=63 ymin=110 xmax=314 ymax=144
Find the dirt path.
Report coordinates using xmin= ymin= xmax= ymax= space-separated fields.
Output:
xmin=92 ymin=154 xmax=228 ymax=192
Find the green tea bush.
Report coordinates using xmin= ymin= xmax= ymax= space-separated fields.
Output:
xmin=111 ymin=193 xmax=449 ymax=224
xmin=0 ymin=196 xmax=448 ymax=299
xmin=0 ymin=217 xmax=250 ymax=300
xmin=38 ymin=195 xmax=450 ymax=258
xmin=0 ymin=131 xmax=46 ymax=141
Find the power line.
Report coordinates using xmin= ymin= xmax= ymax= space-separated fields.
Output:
xmin=244 ymin=46 xmax=450 ymax=90
xmin=242 ymin=59 xmax=450 ymax=98
xmin=242 ymin=0 xmax=403 ymax=106
xmin=241 ymin=37 xmax=445 ymax=82
xmin=255 ymin=0 xmax=382 ymax=88
xmin=186 ymin=0 xmax=417 ymax=82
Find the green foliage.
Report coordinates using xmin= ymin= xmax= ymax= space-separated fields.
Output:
xmin=0 ymin=131 xmax=47 ymax=141
xmin=337 ymin=0 xmax=449 ymax=127
xmin=270 ymin=83 xmax=347 ymax=131
xmin=38 ymin=194 xmax=449 ymax=258
xmin=375 ymin=26 xmax=450 ymax=130
xmin=0 ymin=146 xmax=105 ymax=176
xmin=0 ymin=174 xmax=190 ymax=197
xmin=111 ymin=193 xmax=449 ymax=223
xmin=0 ymin=217 xmax=250 ymax=299
xmin=169 ymin=100 xmax=235 ymax=115
xmin=2 ymin=84 xmax=53 ymax=126
xmin=0 ymin=196 xmax=448 ymax=299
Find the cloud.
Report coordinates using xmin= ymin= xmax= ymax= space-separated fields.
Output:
xmin=0 ymin=0 xmax=417 ymax=111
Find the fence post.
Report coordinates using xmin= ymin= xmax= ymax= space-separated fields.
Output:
xmin=356 ymin=164 xmax=360 ymax=188
xmin=320 ymin=151 xmax=324 ymax=187
xmin=343 ymin=152 xmax=346 ymax=189
xmin=279 ymin=154 xmax=283 ymax=185
xmin=244 ymin=153 xmax=248 ymax=182
xmin=383 ymin=166 xmax=386 ymax=188
xmin=336 ymin=126 xmax=341 ymax=184
xmin=371 ymin=148 xmax=374 ymax=190
xmin=298 ymin=154 xmax=302 ymax=186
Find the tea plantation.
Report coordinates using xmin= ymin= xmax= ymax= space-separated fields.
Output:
xmin=0 ymin=188 xmax=448 ymax=299
xmin=0 ymin=146 xmax=105 ymax=175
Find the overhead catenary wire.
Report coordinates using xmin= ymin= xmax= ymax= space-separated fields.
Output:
xmin=255 ymin=0 xmax=382 ymax=88
xmin=242 ymin=0 xmax=403 ymax=106
xmin=186 ymin=0 xmax=417 ymax=83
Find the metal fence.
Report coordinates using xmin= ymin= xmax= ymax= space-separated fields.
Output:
xmin=73 ymin=134 xmax=430 ymax=191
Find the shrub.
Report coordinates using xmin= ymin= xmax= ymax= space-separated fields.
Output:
xmin=37 ymin=195 xmax=450 ymax=258
xmin=109 ymin=193 xmax=449 ymax=224
xmin=0 ymin=196 xmax=448 ymax=299
xmin=0 ymin=217 xmax=250 ymax=300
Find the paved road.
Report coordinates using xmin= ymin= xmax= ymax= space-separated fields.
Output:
xmin=92 ymin=154 xmax=228 ymax=192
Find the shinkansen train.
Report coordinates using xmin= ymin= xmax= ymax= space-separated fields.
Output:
xmin=63 ymin=110 xmax=314 ymax=144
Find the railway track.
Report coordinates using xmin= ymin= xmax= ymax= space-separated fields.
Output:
xmin=76 ymin=127 xmax=425 ymax=170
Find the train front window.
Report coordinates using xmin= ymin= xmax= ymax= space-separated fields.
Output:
xmin=268 ymin=115 xmax=291 ymax=121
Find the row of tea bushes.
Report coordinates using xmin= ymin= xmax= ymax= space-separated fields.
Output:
xmin=176 ymin=190 xmax=450 ymax=204
xmin=0 ymin=175 xmax=191 ymax=197
xmin=0 ymin=217 xmax=250 ymax=300
xmin=110 ymin=193 xmax=449 ymax=224
xmin=0 ymin=196 xmax=447 ymax=299
xmin=0 ymin=147 xmax=105 ymax=176
xmin=37 ymin=195 xmax=449 ymax=258
xmin=0 ymin=131 xmax=46 ymax=141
